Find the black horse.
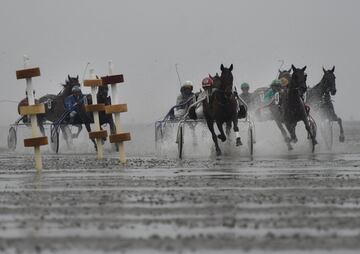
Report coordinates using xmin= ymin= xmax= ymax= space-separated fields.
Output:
xmin=306 ymin=66 xmax=345 ymax=142
xmin=203 ymin=64 xmax=241 ymax=156
xmin=35 ymin=75 xmax=115 ymax=151
xmin=17 ymin=75 xmax=81 ymax=138
xmin=285 ymin=65 xmax=317 ymax=145
xmin=270 ymin=65 xmax=317 ymax=151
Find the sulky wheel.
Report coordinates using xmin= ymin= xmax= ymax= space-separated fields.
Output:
xmin=50 ymin=125 xmax=60 ymax=153
xmin=247 ymin=126 xmax=254 ymax=156
xmin=308 ymin=117 xmax=317 ymax=153
xmin=177 ymin=124 xmax=184 ymax=159
xmin=7 ymin=126 xmax=17 ymax=151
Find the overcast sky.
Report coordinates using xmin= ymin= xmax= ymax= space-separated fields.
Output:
xmin=0 ymin=0 xmax=359 ymax=124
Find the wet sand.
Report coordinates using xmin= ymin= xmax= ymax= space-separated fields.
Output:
xmin=1 ymin=152 xmax=360 ymax=253
xmin=1 ymin=122 xmax=360 ymax=253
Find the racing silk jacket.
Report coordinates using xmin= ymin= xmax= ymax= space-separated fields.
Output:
xmin=176 ymin=93 xmax=195 ymax=110
xmin=64 ymin=95 xmax=85 ymax=112
xmin=263 ymin=89 xmax=276 ymax=103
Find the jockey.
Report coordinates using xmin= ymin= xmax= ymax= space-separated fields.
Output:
xmin=279 ymin=77 xmax=289 ymax=88
xmin=174 ymin=81 xmax=195 ymax=119
xmin=239 ymin=82 xmax=252 ymax=106
xmin=64 ymin=86 xmax=85 ymax=124
xmin=188 ymin=77 xmax=214 ymax=120
xmin=263 ymin=79 xmax=282 ymax=103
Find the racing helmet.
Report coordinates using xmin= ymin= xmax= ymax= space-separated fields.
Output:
xmin=241 ymin=82 xmax=250 ymax=90
xmin=181 ymin=81 xmax=193 ymax=92
xmin=201 ymin=77 xmax=213 ymax=88
xmin=72 ymin=86 xmax=81 ymax=93
xmin=270 ymin=79 xmax=281 ymax=87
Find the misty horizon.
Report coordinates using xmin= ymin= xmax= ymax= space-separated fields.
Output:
xmin=1 ymin=0 xmax=359 ymax=124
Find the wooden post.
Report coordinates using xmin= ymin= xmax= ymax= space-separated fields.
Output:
xmin=109 ymin=62 xmax=125 ymax=162
xmin=16 ymin=56 xmax=48 ymax=172
xmin=102 ymin=61 xmax=131 ymax=164
xmin=84 ymin=69 xmax=107 ymax=159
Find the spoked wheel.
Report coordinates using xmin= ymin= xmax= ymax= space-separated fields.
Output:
xmin=177 ymin=124 xmax=184 ymax=159
xmin=308 ymin=116 xmax=317 ymax=153
xmin=50 ymin=125 xmax=60 ymax=153
xmin=320 ymin=120 xmax=333 ymax=150
xmin=7 ymin=126 xmax=17 ymax=151
xmin=247 ymin=126 xmax=254 ymax=156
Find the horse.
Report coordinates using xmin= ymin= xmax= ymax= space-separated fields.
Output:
xmin=272 ymin=65 xmax=317 ymax=151
xmin=87 ymin=85 xmax=118 ymax=151
xmin=203 ymin=64 xmax=242 ymax=156
xmin=17 ymin=75 xmax=81 ymax=138
xmin=306 ymin=66 xmax=345 ymax=142
xmin=19 ymin=75 xmax=116 ymax=151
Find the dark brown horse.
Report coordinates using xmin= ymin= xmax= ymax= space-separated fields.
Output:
xmin=272 ymin=65 xmax=317 ymax=151
xmin=17 ymin=75 xmax=81 ymax=137
xmin=18 ymin=75 xmax=116 ymax=151
xmin=306 ymin=66 xmax=345 ymax=142
xmin=203 ymin=64 xmax=241 ymax=156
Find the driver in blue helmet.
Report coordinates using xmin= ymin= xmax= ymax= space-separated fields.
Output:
xmin=64 ymin=86 xmax=85 ymax=124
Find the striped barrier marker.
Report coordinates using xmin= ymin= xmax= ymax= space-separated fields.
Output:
xmin=16 ymin=56 xmax=48 ymax=171
xmin=84 ymin=69 xmax=107 ymax=159
xmin=102 ymin=61 xmax=131 ymax=163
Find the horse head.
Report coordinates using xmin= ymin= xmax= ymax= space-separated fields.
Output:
xmin=220 ymin=64 xmax=234 ymax=98
xmin=97 ymin=85 xmax=110 ymax=103
xmin=322 ymin=66 xmax=336 ymax=96
xmin=62 ymin=75 xmax=80 ymax=94
xmin=290 ymin=65 xmax=307 ymax=95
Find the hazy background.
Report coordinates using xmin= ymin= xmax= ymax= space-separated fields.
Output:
xmin=0 ymin=0 xmax=359 ymax=126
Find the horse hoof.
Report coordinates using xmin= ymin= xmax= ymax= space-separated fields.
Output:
xmin=236 ymin=138 xmax=242 ymax=146
xmin=217 ymin=135 xmax=226 ymax=142
xmin=288 ymin=145 xmax=293 ymax=151
xmin=216 ymin=150 xmax=222 ymax=156
xmin=291 ymin=138 xmax=298 ymax=144
xmin=339 ymin=135 xmax=345 ymax=142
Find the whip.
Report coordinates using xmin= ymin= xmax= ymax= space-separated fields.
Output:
xmin=175 ymin=63 xmax=182 ymax=87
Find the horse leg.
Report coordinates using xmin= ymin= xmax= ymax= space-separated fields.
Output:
xmin=216 ymin=121 xmax=227 ymax=142
xmin=285 ymin=122 xmax=298 ymax=143
xmin=37 ymin=117 xmax=46 ymax=136
xmin=84 ymin=122 xmax=97 ymax=151
xmin=335 ymin=116 xmax=345 ymax=142
xmin=206 ymin=119 xmax=221 ymax=156
xmin=109 ymin=119 xmax=119 ymax=151
xmin=60 ymin=125 xmax=71 ymax=148
xmin=303 ymin=118 xmax=318 ymax=146
xmin=275 ymin=120 xmax=293 ymax=150
xmin=225 ymin=121 xmax=231 ymax=137
xmin=39 ymin=123 xmax=46 ymax=137
xmin=232 ymin=118 xmax=242 ymax=146
xmin=73 ymin=124 xmax=82 ymax=139
xmin=329 ymin=105 xmax=345 ymax=142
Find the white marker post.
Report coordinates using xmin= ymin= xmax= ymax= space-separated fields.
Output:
xmin=16 ymin=56 xmax=48 ymax=171
xmin=83 ymin=69 xmax=107 ymax=159
xmin=102 ymin=61 xmax=131 ymax=163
